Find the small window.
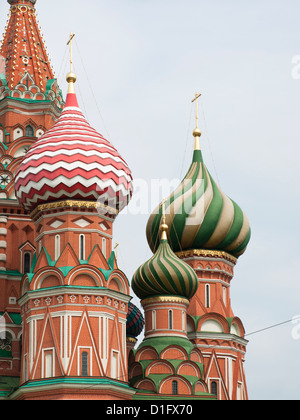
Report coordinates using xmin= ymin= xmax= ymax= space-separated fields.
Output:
xmin=55 ymin=235 xmax=60 ymax=260
xmin=23 ymin=252 xmax=31 ymax=274
xmin=111 ymin=351 xmax=118 ymax=379
xmin=205 ymin=284 xmax=210 ymax=308
xmin=172 ymin=380 xmax=178 ymax=395
xmin=182 ymin=311 xmax=186 ymax=331
xmin=152 ymin=310 xmax=156 ymax=330
xmin=25 ymin=125 xmax=34 ymax=137
xmin=102 ymin=237 xmax=106 ymax=258
xmin=79 ymin=234 xmax=85 ymax=260
xmin=168 ymin=310 xmax=173 ymax=330
xmin=223 ymin=286 xmax=226 ymax=304
xmin=211 ymin=381 xmax=218 ymax=398
xmin=81 ymin=351 xmax=89 ymax=376
xmin=45 ymin=352 xmax=53 ymax=378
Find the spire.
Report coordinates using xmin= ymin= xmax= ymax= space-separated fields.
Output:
xmin=65 ymin=33 xmax=78 ymax=108
xmin=191 ymin=92 xmax=202 ymax=150
xmin=0 ymin=0 xmax=55 ymax=93
xmin=160 ymin=198 xmax=168 ymax=241
xmin=66 ymin=33 xmax=76 ymax=94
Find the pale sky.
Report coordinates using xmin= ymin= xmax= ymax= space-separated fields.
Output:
xmin=1 ymin=0 xmax=300 ymax=400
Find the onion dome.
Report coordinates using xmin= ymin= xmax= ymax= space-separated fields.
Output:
xmin=126 ymin=302 xmax=144 ymax=339
xmin=146 ymin=96 xmax=251 ymax=258
xmin=132 ymin=212 xmax=198 ymax=300
xmin=14 ymin=71 xmax=133 ymax=214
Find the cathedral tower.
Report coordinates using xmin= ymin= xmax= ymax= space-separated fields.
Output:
xmin=12 ymin=47 xmax=135 ymax=399
xmin=145 ymin=94 xmax=251 ymax=400
xmin=0 ymin=0 xmax=63 ymax=383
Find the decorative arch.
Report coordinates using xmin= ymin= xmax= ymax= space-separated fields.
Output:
xmin=159 ymin=375 xmax=192 ymax=395
xmin=107 ymin=270 xmax=130 ymax=295
xmin=30 ymin=268 xmax=64 ymax=291
xmin=177 ymin=361 xmax=201 ymax=378
xmin=128 ymin=362 xmax=143 ymax=380
xmin=230 ymin=317 xmax=245 ymax=338
xmin=67 ymin=266 xmax=105 ymax=288
xmin=136 ymin=346 xmax=159 ymax=362
xmin=198 ymin=313 xmax=230 ymax=334
xmin=146 ymin=360 xmax=175 ymax=376
xmin=135 ymin=378 xmax=156 ymax=393
xmin=190 ymin=348 xmax=203 ymax=364
xmin=7 ymin=137 xmax=34 ymax=158
xmin=194 ymin=380 xmax=208 ymax=394
xmin=161 ymin=345 xmax=188 ymax=361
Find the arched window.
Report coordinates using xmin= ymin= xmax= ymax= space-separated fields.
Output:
xmin=79 ymin=234 xmax=85 ymax=260
xmin=81 ymin=351 xmax=88 ymax=376
xmin=168 ymin=310 xmax=173 ymax=330
xmin=211 ymin=381 xmax=218 ymax=398
xmin=205 ymin=284 xmax=210 ymax=308
xmin=172 ymin=380 xmax=178 ymax=395
xmin=23 ymin=252 xmax=31 ymax=274
xmin=25 ymin=125 xmax=34 ymax=137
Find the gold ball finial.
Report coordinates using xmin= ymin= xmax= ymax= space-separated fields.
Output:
xmin=160 ymin=223 xmax=168 ymax=232
xmin=66 ymin=71 xmax=77 ymax=84
xmin=193 ymin=127 xmax=202 ymax=138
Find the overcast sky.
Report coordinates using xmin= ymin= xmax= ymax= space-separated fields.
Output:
xmin=1 ymin=0 xmax=300 ymax=400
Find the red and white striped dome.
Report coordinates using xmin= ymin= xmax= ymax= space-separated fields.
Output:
xmin=14 ymin=91 xmax=133 ymax=213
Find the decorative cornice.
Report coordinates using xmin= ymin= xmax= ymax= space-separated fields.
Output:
xmin=141 ymin=295 xmax=189 ymax=307
xmin=175 ymin=249 xmax=237 ymax=265
xmin=30 ymin=200 xmax=118 ymax=219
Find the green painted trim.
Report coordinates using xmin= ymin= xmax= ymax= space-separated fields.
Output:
xmin=133 ymin=393 xmax=216 ymax=400
xmin=135 ymin=336 xmax=195 ymax=357
xmin=20 ymin=377 xmax=133 ymax=390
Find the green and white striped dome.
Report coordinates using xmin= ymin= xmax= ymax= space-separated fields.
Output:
xmin=146 ymin=147 xmax=251 ymax=259
xmin=132 ymin=226 xmax=198 ymax=300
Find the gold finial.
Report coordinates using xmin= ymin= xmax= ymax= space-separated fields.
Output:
xmin=160 ymin=198 xmax=168 ymax=241
xmin=66 ymin=33 xmax=76 ymax=93
xmin=191 ymin=92 xmax=202 ymax=150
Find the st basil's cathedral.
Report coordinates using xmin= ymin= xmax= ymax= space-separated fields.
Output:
xmin=0 ymin=0 xmax=251 ymax=401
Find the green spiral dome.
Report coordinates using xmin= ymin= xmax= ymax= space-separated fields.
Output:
xmin=146 ymin=149 xmax=251 ymax=258
xmin=132 ymin=232 xmax=198 ymax=300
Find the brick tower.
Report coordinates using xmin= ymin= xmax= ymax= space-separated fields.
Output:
xmin=12 ymin=58 xmax=135 ymax=399
xmin=130 ymin=206 xmax=216 ymax=400
xmin=145 ymin=94 xmax=251 ymax=400
xmin=0 ymin=0 xmax=63 ymax=387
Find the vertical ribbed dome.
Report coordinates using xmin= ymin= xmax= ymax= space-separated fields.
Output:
xmin=132 ymin=223 xmax=198 ymax=300
xmin=146 ymin=148 xmax=251 ymax=258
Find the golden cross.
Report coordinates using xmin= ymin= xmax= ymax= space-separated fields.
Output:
xmin=114 ymin=242 xmax=119 ymax=263
xmin=162 ymin=197 xmax=166 ymax=225
xmin=67 ymin=33 xmax=75 ymax=73
xmin=191 ymin=92 xmax=202 ymax=129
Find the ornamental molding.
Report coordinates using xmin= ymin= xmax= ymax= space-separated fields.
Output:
xmin=141 ymin=296 xmax=189 ymax=307
xmin=30 ymin=200 xmax=118 ymax=219
xmin=175 ymin=249 xmax=237 ymax=265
